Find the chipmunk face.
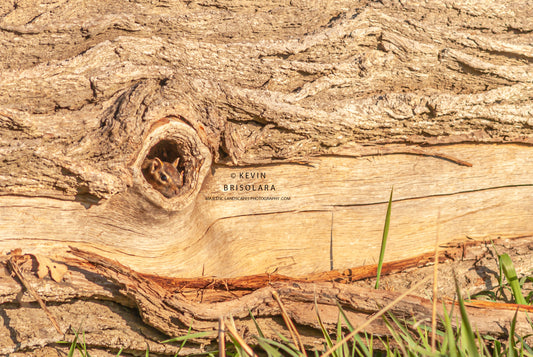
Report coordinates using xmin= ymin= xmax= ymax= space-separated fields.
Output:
xmin=145 ymin=157 xmax=184 ymax=198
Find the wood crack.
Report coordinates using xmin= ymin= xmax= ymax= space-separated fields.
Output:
xmin=333 ymin=184 xmax=533 ymax=208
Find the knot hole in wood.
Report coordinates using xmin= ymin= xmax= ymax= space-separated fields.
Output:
xmin=133 ymin=119 xmax=211 ymax=211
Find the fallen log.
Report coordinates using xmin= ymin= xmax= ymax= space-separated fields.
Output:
xmin=1 ymin=0 xmax=532 ymax=354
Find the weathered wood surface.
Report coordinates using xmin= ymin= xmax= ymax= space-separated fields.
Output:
xmin=1 ymin=0 xmax=532 ymax=277
xmin=1 ymin=144 xmax=531 ymax=277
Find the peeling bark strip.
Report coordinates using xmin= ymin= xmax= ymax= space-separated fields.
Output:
xmin=0 ymin=237 xmax=532 ymax=354
xmin=2 ymin=247 xmax=532 ymax=354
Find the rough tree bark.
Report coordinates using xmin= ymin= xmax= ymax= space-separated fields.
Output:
xmin=0 ymin=0 xmax=532 ymax=354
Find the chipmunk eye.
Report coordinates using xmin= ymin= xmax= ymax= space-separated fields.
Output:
xmin=159 ymin=174 xmax=168 ymax=182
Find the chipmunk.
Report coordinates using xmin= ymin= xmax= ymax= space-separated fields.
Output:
xmin=142 ymin=157 xmax=184 ymax=198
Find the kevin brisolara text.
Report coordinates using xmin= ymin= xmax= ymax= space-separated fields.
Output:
xmin=223 ymin=184 xmax=276 ymax=191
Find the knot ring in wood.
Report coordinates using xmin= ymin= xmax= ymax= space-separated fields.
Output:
xmin=132 ymin=119 xmax=211 ymax=211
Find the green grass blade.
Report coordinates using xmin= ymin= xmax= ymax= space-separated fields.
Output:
xmin=441 ymin=303 xmax=458 ymax=357
xmin=459 ymin=311 xmax=477 ymax=356
xmin=487 ymin=337 xmax=503 ymax=357
xmin=257 ymin=339 xmax=283 ymax=357
xmin=336 ymin=302 xmax=354 ymax=331
xmin=228 ymin=333 xmax=244 ymax=357
xmin=499 ymin=253 xmax=527 ymax=305
xmin=336 ymin=313 xmax=342 ymax=345
xmin=82 ymin=330 xmax=90 ymax=357
xmin=491 ymin=243 xmax=503 ymax=281
xmin=516 ymin=334 xmax=533 ymax=356
xmin=471 ymin=290 xmax=498 ymax=302
xmin=476 ymin=329 xmax=491 ymax=357
xmin=249 ymin=309 xmax=266 ymax=339
xmin=385 ymin=314 xmax=441 ymax=356
xmin=115 ymin=347 xmax=124 ymax=356
xmin=454 ymin=274 xmax=479 ymax=357
xmin=162 ymin=330 xmax=217 ymax=343
xmin=508 ymin=309 xmax=519 ymax=357
xmin=315 ymin=297 xmax=337 ymax=356
xmin=351 ymin=334 xmax=371 ymax=357
xmin=257 ymin=337 xmax=302 ymax=357
xmin=382 ymin=315 xmax=407 ymax=356
xmin=336 ymin=302 xmax=371 ymax=356
xmin=375 ymin=187 xmax=393 ymax=289
xmin=67 ymin=329 xmax=79 ymax=357
xmin=172 ymin=323 xmax=193 ymax=356
xmin=385 ymin=313 xmax=416 ymax=346
xmin=413 ymin=322 xmax=432 ymax=351
xmin=335 ymin=313 xmax=349 ymax=357
xmin=274 ymin=330 xmax=295 ymax=345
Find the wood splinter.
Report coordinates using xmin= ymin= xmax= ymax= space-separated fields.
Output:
xmin=7 ymin=257 xmax=63 ymax=335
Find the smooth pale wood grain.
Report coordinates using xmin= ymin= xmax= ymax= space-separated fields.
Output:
xmin=1 ymin=144 xmax=531 ymax=277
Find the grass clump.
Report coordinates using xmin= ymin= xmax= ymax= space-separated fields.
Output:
xmin=58 ymin=328 xmax=123 ymax=357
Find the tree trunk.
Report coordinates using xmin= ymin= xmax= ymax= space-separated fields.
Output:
xmin=0 ymin=0 xmax=532 ymax=354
